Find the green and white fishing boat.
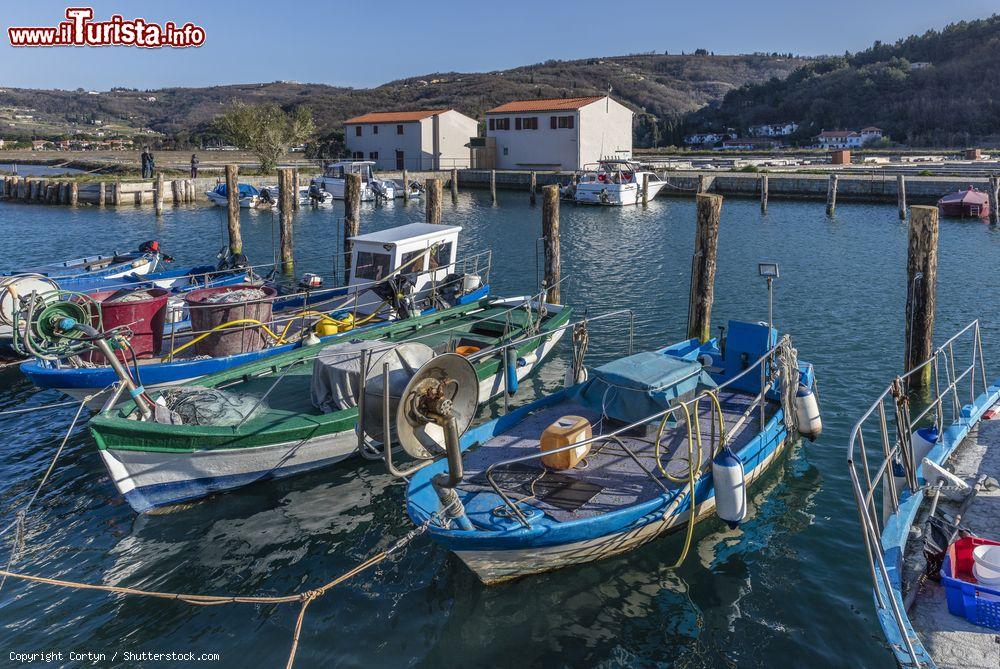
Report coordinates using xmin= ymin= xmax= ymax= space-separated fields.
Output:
xmin=88 ymin=296 xmax=571 ymax=512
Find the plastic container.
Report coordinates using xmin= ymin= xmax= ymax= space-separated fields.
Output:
xmin=540 ymin=415 xmax=592 ymax=470
xmin=942 ymin=536 xmax=1000 ymax=629
xmin=86 ymin=287 xmax=169 ymax=361
xmin=184 ymin=284 xmax=276 ymax=357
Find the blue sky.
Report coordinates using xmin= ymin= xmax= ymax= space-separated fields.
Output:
xmin=1 ymin=1 xmax=997 ymax=90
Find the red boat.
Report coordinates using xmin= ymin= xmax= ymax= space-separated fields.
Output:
xmin=937 ymin=187 xmax=990 ymax=218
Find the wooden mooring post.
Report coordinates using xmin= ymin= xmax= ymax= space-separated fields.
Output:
xmin=541 ymin=185 xmax=561 ymax=305
xmin=826 ymin=174 xmax=839 ymax=216
xmin=697 ymin=174 xmax=707 ymax=194
xmin=760 ymin=175 xmax=768 ymax=213
xmin=490 ymin=169 xmax=497 ymax=205
xmin=154 ymin=173 xmax=164 ymax=216
xmin=69 ymin=182 xmax=78 ymax=207
xmin=343 ymin=172 xmax=361 ymax=285
xmin=426 ymin=178 xmax=442 ymax=224
xmin=277 ymin=168 xmax=295 ymax=276
xmin=897 ymin=174 xmax=907 ymax=220
xmin=225 ymin=165 xmax=242 ymax=254
xmin=529 ymin=171 xmax=537 ymax=206
xmin=401 ymin=169 xmax=408 ymax=206
xmin=687 ymin=193 xmax=723 ymax=343
xmin=642 ymin=173 xmax=649 ymax=206
xmin=450 ymin=168 xmax=459 ymax=201
xmin=989 ymin=174 xmax=999 ymax=225
xmin=97 ymin=182 xmax=105 ymax=207
xmin=292 ymin=169 xmax=300 ymax=211
xmin=904 ymin=205 xmax=938 ymax=392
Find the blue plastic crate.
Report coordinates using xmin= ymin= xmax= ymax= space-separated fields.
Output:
xmin=941 ymin=537 xmax=1000 ymax=630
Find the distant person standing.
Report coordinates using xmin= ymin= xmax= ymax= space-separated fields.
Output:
xmin=140 ymin=147 xmax=151 ymax=178
xmin=190 ymin=153 xmax=200 ymax=178
xmin=146 ymin=148 xmax=156 ymax=178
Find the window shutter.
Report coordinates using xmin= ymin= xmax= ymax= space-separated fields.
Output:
xmin=568 ymin=116 xmax=574 ymax=129
xmin=489 ymin=118 xmax=495 ymax=131
xmin=515 ymin=117 xmax=522 ymax=130
xmin=550 ymin=116 xmax=557 ymax=130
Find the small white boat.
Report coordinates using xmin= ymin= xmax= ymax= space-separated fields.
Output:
xmin=205 ymin=183 xmax=277 ymax=209
xmin=572 ymin=160 xmax=666 ymax=206
xmin=311 ymin=161 xmax=397 ymax=201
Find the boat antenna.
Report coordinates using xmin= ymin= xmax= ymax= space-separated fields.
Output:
xmin=758 ymin=263 xmax=779 ymax=331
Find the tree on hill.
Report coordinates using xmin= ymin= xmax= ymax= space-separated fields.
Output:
xmin=216 ymin=101 xmax=315 ymax=172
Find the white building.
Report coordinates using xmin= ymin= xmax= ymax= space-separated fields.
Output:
xmin=749 ymin=122 xmax=799 ymax=137
xmin=485 ymin=96 xmax=633 ymax=171
xmin=817 ymin=127 xmax=884 ymax=149
xmin=343 ymin=108 xmax=478 ymax=171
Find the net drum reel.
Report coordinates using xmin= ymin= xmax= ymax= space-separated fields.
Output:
xmin=11 ymin=288 xmax=104 ymax=360
xmin=363 ymin=352 xmax=480 ymax=529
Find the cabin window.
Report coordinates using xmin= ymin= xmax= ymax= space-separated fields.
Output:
xmin=355 ymin=251 xmax=391 ymax=282
xmin=396 ymin=124 xmax=404 ymax=135
xmin=401 ymin=250 xmax=427 ymax=275
xmin=355 ymin=126 xmax=362 ymax=137
xmin=429 ymin=242 xmax=453 ymax=270
xmin=373 ymin=125 xmax=379 ymax=135
xmin=369 ymin=151 xmax=378 ymax=160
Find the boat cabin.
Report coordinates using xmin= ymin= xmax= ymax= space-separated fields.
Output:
xmin=937 ymin=187 xmax=990 ymax=218
xmin=322 ymin=160 xmax=378 ymax=183
xmin=348 ymin=223 xmax=460 ymax=314
xmin=580 ymin=159 xmax=645 ymax=184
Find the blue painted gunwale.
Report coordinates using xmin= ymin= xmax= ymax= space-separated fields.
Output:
xmin=407 ymin=335 xmax=803 ymax=553
xmin=19 ymin=285 xmax=490 ymax=391
xmin=873 ymin=378 xmax=1000 ymax=668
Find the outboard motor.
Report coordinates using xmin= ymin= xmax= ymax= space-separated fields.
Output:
xmin=139 ymin=240 xmax=173 ymax=263
xmin=371 ymin=181 xmax=388 ymax=202
xmin=372 ymin=273 xmax=416 ymax=319
xmin=308 ymin=183 xmax=326 ymax=204
xmin=217 ymin=250 xmax=249 ymax=272
xmin=259 ymin=188 xmax=275 ymax=205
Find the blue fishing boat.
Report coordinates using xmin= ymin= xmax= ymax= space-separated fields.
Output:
xmin=848 ymin=321 xmax=1000 ymax=668
xmin=19 ymin=224 xmax=491 ymax=405
xmin=392 ymin=319 xmax=821 ymax=584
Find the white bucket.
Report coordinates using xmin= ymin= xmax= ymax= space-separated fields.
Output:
xmin=973 ymin=545 xmax=1000 ymax=576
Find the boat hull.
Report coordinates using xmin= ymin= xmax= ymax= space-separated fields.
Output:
xmin=574 ymin=180 xmax=666 ymax=206
xmin=453 ymin=434 xmax=789 ymax=584
xmin=93 ymin=300 xmax=563 ymax=512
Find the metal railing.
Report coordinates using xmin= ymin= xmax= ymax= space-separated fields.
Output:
xmin=477 ymin=335 xmax=792 ymax=527
xmin=846 ymin=320 xmax=990 ymax=666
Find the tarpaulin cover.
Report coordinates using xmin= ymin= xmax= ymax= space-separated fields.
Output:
xmin=213 ymin=183 xmax=260 ymax=198
xmin=573 ymin=351 xmax=716 ymax=425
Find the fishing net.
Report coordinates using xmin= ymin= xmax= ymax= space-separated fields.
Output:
xmin=202 ymin=288 xmax=269 ymax=304
xmin=157 ymin=387 xmax=266 ymax=426
xmin=105 ymin=290 xmax=155 ymax=303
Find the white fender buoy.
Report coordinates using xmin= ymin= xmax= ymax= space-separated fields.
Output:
xmin=911 ymin=426 xmax=939 ymax=469
xmin=712 ymin=446 xmax=747 ymax=529
xmin=794 ymin=383 xmax=822 ymax=441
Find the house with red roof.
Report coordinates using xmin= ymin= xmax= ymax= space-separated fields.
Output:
xmin=485 ymin=95 xmax=633 ymax=171
xmin=817 ymin=127 xmax=884 ymax=149
xmin=343 ymin=108 xmax=478 ymax=171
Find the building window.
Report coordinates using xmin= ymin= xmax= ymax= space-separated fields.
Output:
xmin=369 ymin=151 xmax=378 ymax=160
xmin=396 ymin=124 xmax=403 ymax=135
xmin=355 ymin=126 xmax=362 ymax=137
xmin=503 ymin=147 xmax=508 ymax=156
xmin=489 ymin=118 xmax=494 ymax=131
xmin=521 ymin=117 xmax=538 ymax=130
xmin=353 ymin=151 xmax=363 ymax=160
xmin=373 ymin=125 xmax=379 ymax=135
xmin=490 ymin=117 xmax=509 ymax=131
xmin=559 ymin=116 xmax=574 ymax=129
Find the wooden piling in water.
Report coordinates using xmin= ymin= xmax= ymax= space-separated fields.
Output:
xmin=904 ymin=205 xmax=939 ymax=391
xmin=153 ymin=173 xmax=164 ymax=215
xmin=490 ymin=170 xmax=497 ymax=205
xmin=451 ymin=168 xmax=459 ymax=201
xmin=292 ymin=169 xmax=300 ymax=211
xmin=113 ymin=182 xmax=122 ymax=206
xmin=687 ymin=193 xmax=723 ymax=343
xmin=278 ymin=168 xmax=295 ymax=276
xmin=897 ymin=174 xmax=907 ymax=220
xmin=426 ymin=178 xmax=442 ymax=224
xmin=760 ymin=175 xmax=768 ymax=213
xmin=826 ymin=174 xmax=838 ymax=216
xmin=990 ymin=174 xmax=999 ymax=225
xmin=529 ymin=171 xmax=537 ymax=206
xmin=343 ymin=172 xmax=362 ymax=285
xmin=69 ymin=182 xmax=78 ymax=207
xmin=401 ymin=169 xmax=408 ymax=206
xmin=170 ymin=180 xmax=180 ymax=206
xmin=225 ymin=165 xmax=242 ymax=255
xmin=541 ymin=185 xmax=561 ymax=305
xmin=642 ymin=173 xmax=649 ymax=206
xmin=697 ymin=174 xmax=707 ymax=194
xmin=16 ymin=177 xmax=26 ymax=200
xmin=29 ymin=179 xmax=40 ymax=202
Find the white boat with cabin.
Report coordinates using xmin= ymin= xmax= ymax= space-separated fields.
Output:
xmin=572 ymin=159 xmax=666 ymax=206
xmin=311 ymin=160 xmax=401 ymax=202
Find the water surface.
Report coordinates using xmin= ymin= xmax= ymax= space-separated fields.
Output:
xmin=1 ymin=192 xmax=998 ymax=668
